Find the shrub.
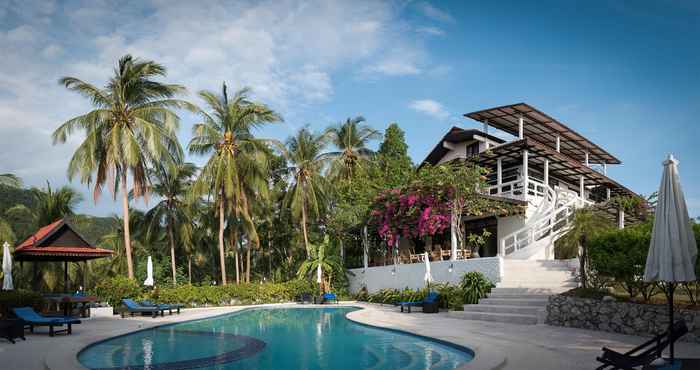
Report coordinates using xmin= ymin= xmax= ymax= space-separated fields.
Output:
xmin=0 ymin=289 xmax=45 ymax=318
xmin=460 ymin=271 xmax=493 ymax=304
xmin=92 ymin=276 xmax=142 ymax=307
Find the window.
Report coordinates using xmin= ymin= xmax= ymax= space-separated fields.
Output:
xmin=465 ymin=142 xmax=480 ymax=157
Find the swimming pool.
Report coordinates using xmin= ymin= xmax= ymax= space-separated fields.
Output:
xmin=78 ymin=306 xmax=474 ymax=370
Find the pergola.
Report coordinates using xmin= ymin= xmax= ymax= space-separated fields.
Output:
xmin=14 ymin=218 xmax=113 ymax=292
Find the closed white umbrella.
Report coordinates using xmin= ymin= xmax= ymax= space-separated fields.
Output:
xmin=423 ymin=252 xmax=433 ymax=289
xmin=2 ymin=242 xmax=13 ymax=290
xmin=144 ymin=256 xmax=154 ymax=287
xmin=643 ymin=154 xmax=697 ymax=364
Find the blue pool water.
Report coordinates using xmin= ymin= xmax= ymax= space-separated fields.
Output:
xmin=78 ymin=307 xmax=474 ymax=370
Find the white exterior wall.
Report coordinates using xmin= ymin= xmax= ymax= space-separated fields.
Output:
xmin=497 ymin=215 xmax=525 ymax=241
xmin=437 ymin=142 xmax=468 ymax=164
xmin=348 ymin=257 xmax=503 ymax=293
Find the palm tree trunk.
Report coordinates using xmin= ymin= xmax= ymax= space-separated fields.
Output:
xmin=218 ymin=200 xmax=227 ymax=285
xmin=235 ymin=248 xmax=240 ymax=284
xmin=246 ymin=247 xmax=251 ymax=283
xmin=579 ymin=239 xmax=587 ymax=289
xmin=188 ymin=255 xmax=192 ymax=285
xmin=231 ymin=227 xmax=239 ymax=284
xmin=301 ymin=202 xmax=310 ymax=259
xmin=121 ymin=173 xmax=134 ymax=279
xmin=168 ymin=222 xmax=177 ymax=286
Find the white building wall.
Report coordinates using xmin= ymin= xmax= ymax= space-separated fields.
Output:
xmin=437 ymin=142 xmax=468 ymax=164
xmin=348 ymin=257 xmax=502 ymax=293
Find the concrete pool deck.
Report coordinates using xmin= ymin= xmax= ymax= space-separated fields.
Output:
xmin=1 ymin=302 xmax=698 ymax=370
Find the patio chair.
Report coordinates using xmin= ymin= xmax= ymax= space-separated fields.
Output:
xmin=398 ymin=291 xmax=440 ymax=313
xmin=321 ymin=293 xmax=338 ymax=304
xmin=595 ymin=320 xmax=689 ymax=370
xmin=296 ymin=292 xmax=313 ymax=304
xmin=140 ymin=300 xmax=184 ymax=315
xmin=12 ymin=307 xmax=81 ymax=337
xmin=121 ymin=299 xmax=164 ymax=318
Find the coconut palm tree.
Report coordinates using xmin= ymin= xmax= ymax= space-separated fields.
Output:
xmin=280 ymin=127 xmax=329 ymax=258
xmin=556 ymin=207 xmax=613 ymax=288
xmin=188 ymin=83 xmax=281 ymax=285
xmin=143 ymin=162 xmax=197 ymax=286
xmin=97 ymin=210 xmax=148 ymax=277
xmin=0 ymin=174 xmax=22 ymax=188
xmin=296 ymin=235 xmax=346 ymax=293
xmin=52 ymin=55 xmax=194 ymax=279
xmin=324 ymin=116 xmax=381 ymax=181
xmin=31 ymin=182 xmax=83 ymax=227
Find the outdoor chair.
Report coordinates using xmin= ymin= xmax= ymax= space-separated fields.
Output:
xmin=595 ymin=320 xmax=689 ymax=370
xmin=121 ymin=299 xmax=164 ymax=318
xmin=398 ymin=291 xmax=440 ymax=313
xmin=12 ymin=307 xmax=81 ymax=337
xmin=321 ymin=293 xmax=338 ymax=304
xmin=296 ymin=293 xmax=313 ymax=304
xmin=140 ymin=300 xmax=184 ymax=315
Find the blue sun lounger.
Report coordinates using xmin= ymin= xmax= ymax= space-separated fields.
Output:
xmin=121 ymin=299 xmax=164 ymax=318
xmin=140 ymin=300 xmax=184 ymax=315
xmin=12 ymin=307 xmax=81 ymax=336
xmin=399 ymin=292 xmax=439 ymax=313
xmin=322 ymin=293 xmax=338 ymax=304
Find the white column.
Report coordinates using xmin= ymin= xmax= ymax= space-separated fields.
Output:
xmin=522 ymin=150 xmax=529 ymax=198
xmin=544 ymin=159 xmax=549 ymax=186
xmin=585 ymin=152 xmax=590 ymax=167
xmin=450 ymin=214 xmax=458 ymax=261
xmin=483 ymin=119 xmax=489 ymax=134
xmin=362 ymin=225 xmax=369 ymax=270
xmin=579 ymin=176 xmax=585 ymax=200
xmin=497 ymin=158 xmax=503 ymax=189
xmin=606 ymin=188 xmax=611 ymax=200
xmin=618 ymin=209 xmax=625 ymax=229
xmin=556 ymin=136 xmax=561 ymax=152
xmin=518 ymin=115 xmax=524 ymax=139
xmin=603 ymin=163 xmax=607 ymax=175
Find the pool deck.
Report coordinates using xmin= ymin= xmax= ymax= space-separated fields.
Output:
xmin=1 ymin=302 xmax=698 ymax=370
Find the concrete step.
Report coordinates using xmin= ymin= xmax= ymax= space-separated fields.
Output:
xmin=478 ymin=297 xmax=549 ymax=307
xmin=462 ymin=304 xmax=542 ymax=315
xmin=447 ymin=311 xmax=538 ymax=325
xmin=489 ymin=287 xmax=560 ymax=295
xmin=487 ymin=292 xmax=552 ymax=299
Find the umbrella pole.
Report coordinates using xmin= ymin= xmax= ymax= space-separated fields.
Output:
xmin=668 ymin=282 xmax=675 ymax=363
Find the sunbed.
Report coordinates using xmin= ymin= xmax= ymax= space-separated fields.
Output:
xmin=398 ymin=291 xmax=439 ymax=313
xmin=121 ymin=299 xmax=164 ymax=318
xmin=322 ymin=292 xmax=338 ymax=304
xmin=12 ymin=307 xmax=81 ymax=336
xmin=140 ymin=300 xmax=184 ymax=315
xmin=596 ymin=320 xmax=689 ymax=370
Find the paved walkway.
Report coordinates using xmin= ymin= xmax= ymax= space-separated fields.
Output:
xmin=1 ymin=303 xmax=698 ymax=370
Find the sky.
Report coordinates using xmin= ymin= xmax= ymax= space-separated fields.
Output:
xmin=0 ymin=0 xmax=698 ymax=218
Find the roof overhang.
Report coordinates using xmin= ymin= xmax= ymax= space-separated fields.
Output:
xmin=421 ymin=127 xmax=505 ymax=167
xmin=465 ymin=103 xmax=621 ymax=165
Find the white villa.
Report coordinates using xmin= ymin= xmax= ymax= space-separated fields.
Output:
xmin=349 ymin=103 xmax=643 ymax=324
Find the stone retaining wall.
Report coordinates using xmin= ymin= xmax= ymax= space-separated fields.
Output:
xmin=546 ymin=295 xmax=700 ymax=342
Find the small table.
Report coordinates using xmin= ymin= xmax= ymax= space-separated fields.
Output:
xmin=45 ymin=295 xmax=97 ymax=318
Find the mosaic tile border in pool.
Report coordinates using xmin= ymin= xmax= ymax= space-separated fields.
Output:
xmin=87 ymin=329 xmax=266 ymax=370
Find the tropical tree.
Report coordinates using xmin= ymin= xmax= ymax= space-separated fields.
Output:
xmin=0 ymin=174 xmax=22 ymax=188
xmin=324 ymin=116 xmax=381 ymax=181
xmin=297 ymin=235 xmax=346 ymax=293
xmin=96 ymin=210 xmax=148 ymax=278
xmin=376 ymin=123 xmax=413 ymax=189
xmin=52 ymin=54 xmax=194 ymax=279
xmin=143 ymin=162 xmax=197 ymax=286
xmin=31 ymin=182 xmax=83 ymax=227
xmin=188 ymin=84 xmax=281 ymax=285
xmin=556 ymin=207 xmax=613 ymax=288
xmin=280 ymin=127 xmax=329 ymax=258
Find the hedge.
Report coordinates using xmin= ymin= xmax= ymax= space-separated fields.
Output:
xmin=0 ymin=289 xmax=45 ymax=318
xmin=91 ymin=277 xmax=318 ymax=308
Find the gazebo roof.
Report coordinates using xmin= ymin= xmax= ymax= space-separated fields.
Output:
xmin=14 ymin=218 xmax=113 ymax=262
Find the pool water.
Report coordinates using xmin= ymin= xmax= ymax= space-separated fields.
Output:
xmin=78 ymin=307 xmax=473 ymax=370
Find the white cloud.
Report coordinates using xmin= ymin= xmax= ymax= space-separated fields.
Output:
xmin=416 ymin=2 xmax=455 ymax=23
xmin=409 ymin=99 xmax=449 ymax=119
xmin=416 ymin=26 xmax=445 ymax=36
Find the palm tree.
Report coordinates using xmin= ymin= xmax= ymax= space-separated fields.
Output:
xmin=296 ymin=235 xmax=346 ymax=293
xmin=97 ymin=210 xmax=148 ymax=277
xmin=280 ymin=127 xmax=329 ymax=258
xmin=31 ymin=182 xmax=83 ymax=227
xmin=188 ymin=83 xmax=281 ymax=285
xmin=143 ymin=162 xmax=197 ymax=286
xmin=556 ymin=207 xmax=613 ymax=288
xmin=52 ymin=55 xmax=194 ymax=279
xmin=324 ymin=116 xmax=381 ymax=181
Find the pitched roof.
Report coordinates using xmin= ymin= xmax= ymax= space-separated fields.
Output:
xmin=15 ymin=218 xmax=113 ymax=261
xmin=421 ymin=126 xmax=505 ymax=166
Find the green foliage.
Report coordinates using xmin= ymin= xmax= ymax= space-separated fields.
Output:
xmin=134 ymin=257 xmax=188 ymax=288
xmin=296 ymin=235 xmax=349 ymax=293
xmin=377 ymin=123 xmax=413 ymax=189
xmin=146 ymin=280 xmax=316 ymax=306
xmin=460 ymin=271 xmax=494 ymax=304
xmin=562 ymin=287 xmax=610 ymax=300
xmin=589 ymin=222 xmax=658 ymax=301
xmin=0 ymin=289 xmax=45 ymax=318
xmin=92 ymin=276 xmax=142 ymax=308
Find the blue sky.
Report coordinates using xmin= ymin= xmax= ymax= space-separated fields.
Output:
xmin=0 ymin=0 xmax=698 ymax=217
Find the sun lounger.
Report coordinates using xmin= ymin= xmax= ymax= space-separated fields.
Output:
xmin=322 ymin=293 xmax=338 ymax=304
xmin=12 ymin=307 xmax=81 ymax=337
xmin=121 ymin=299 xmax=164 ymax=318
xmin=596 ymin=320 xmax=689 ymax=370
xmin=140 ymin=300 xmax=184 ymax=315
xmin=398 ymin=291 xmax=439 ymax=313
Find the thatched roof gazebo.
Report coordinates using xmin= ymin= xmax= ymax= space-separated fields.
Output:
xmin=14 ymin=218 xmax=113 ymax=292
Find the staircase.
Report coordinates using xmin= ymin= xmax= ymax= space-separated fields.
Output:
xmin=448 ymin=260 xmax=577 ymax=325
